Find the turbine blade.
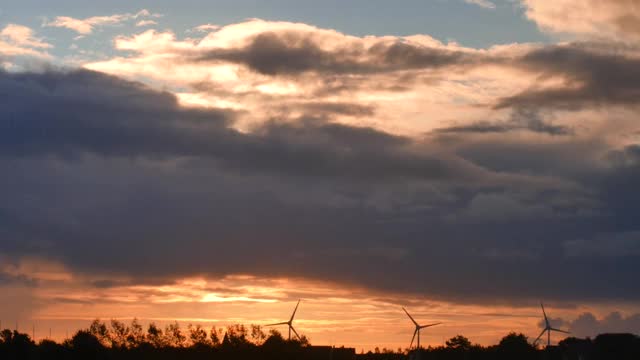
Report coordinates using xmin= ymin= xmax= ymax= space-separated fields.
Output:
xmin=420 ymin=322 xmax=442 ymax=329
xmin=265 ymin=322 xmax=288 ymax=326
xmin=410 ymin=329 xmax=417 ymax=349
xmin=290 ymin=300 xmax=301 ymax=323
xmin=550 ymin=328 xmax=570 ymax=334
xmin=290 ymin=325 xmax=301 ymax=340
xmin=403 ymin=307 xmax=419 ymax=327
xmin=534 ymin=329 xmax=546 ymax=344
xmin=541 ymin=302 xmax=549 ymax=326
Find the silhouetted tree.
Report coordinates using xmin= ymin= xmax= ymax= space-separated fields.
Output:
xmin=446 ymin=335 xmax=472 ymax=351
xmin=261 ymin=330 xmax=307 ymax=360
xmin=146 ymin=322 xmax=165 ymax=348
xmin=165 ymin=321 xmax=186 ymax=348
xmin=89 ymin=319 xmax=111 ymax=347
xmin=189 ymin=323 xmax=211 ymax=347
xmin=251 ymin=324 xmax=267 ymax=345
xmin=127 ymin=318 xmax=145 ymax=347
xmin=0 ymin=329 xmax=35 ymax=360
xmin=37 ymin=338 xmax=66 ymax=358
xmin=496 ymin=332 xmax=536 ymax=360
xmin=559 ymin=337 xmax=593 ymax=360
xmin=222 ymin=324 xmax=251 ymax=348
xmin=0 ymin=329 xmax=13 ymax=343
xmin=110 ymin=319 xmax=130 ymax=349
xmin=296 ymin=334 xmax=311 ymax=347
xmin=70 ymin=330 xmax=105 ymax=359
xmin=210 ymin=326 xmax=223 ymax=346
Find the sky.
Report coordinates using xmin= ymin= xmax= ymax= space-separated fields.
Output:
xmin=1 ymin=0 xmax=640 ymax=351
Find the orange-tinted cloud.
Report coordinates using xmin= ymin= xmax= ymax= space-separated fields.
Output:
xmin=0 ymin=24 xmax=52 ymax=62
xmin=1 ymin=257 xmax=620 ymax=349
xmin=44 ymin=9 xmax=162 ymax=35
xmin=521 ymin=0 xmax=640 ymax=41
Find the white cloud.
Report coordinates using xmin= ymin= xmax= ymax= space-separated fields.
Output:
xmin=136 ymin=20 xmax=157 ymax=27
xmin=44 ymin=9 xmax=162 ymax=35
xmin=464 ymin=0 xmax=496 ymax=9
xmin=0 ymin=24 xmax=52 ymax=59
xmin=189 ymin=23 xmax=221 ymax=33
xmin=1 ymin=24 xmax=51 ymax=49
xmin=521 ymin=0 xmax=640 ymax=41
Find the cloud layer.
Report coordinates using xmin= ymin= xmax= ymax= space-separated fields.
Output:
xmin=1 ymin=62 xmax=639 ymax=305
xmin=1 ymin=18 xmax=640 ymax=314
xmin=44 ymin=9 xmax=161 ymax=35
xmin=521 ymin=0 xmax=640 ymax=41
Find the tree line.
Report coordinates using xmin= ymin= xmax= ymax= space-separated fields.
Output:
xmin=1 ymin=318 xmax=639 ymax=359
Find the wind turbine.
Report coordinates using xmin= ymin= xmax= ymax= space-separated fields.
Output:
xmin=403 ymin=307 xmax=442 ymax=350
xmin=534 ymin=302 xmax=570 ymax=347
xmin=266 ymin=300 xmax=302 ymax=340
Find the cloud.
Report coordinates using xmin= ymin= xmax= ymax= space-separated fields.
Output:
xmin=84 ymin=20 xmax=524 ymax=136
xmin=0 ymin=69 xmax=482 ymax=183
xmin=189 ymin=24 xmax=221 ymax=33
xmin=1 ymin=24 xmax=51 ymax=49
xmin=2 ymin=18 xmax=640 ymax=310
xmin=435 ymin=109 xmax=572 ymax=136
xmin=192 ymin=30 xmax=482 ymax=76
xmin=136 ymin=20 xmax=157 ymax=27
xmin=521 ymin=0 xmax=640 ymax=41
xmin=99 ymin=20 xmax=486 ymax=77
xmin=496 ymin=43 xmax=640 ymax=110
xmin=0 ymin=24 xmax=51 ymax=60
xmin=1 ymin=66 xmax=639 ymax=307
xmin=85 ymin=20 xmax=640 ymax=122
xmin=564 ymin=231 xmax=640 ymax=258
xmin=44 ymin=9 xmax=161 ymax=34
xmin=464 ymin=0 xmax=496 ymax=10
xmin=567 ymin=312 xmax=640 ymax=338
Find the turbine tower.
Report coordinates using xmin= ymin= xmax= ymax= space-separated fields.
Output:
xmin=403 ymin=307 xmax=442 ymax=350
xmin=266 ymin=300 xmax=301 ymax=340
xmin=534 ymin=302 xmax=570 ymax=347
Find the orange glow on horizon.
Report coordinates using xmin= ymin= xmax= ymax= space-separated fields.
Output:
xmin=0 ymin=259 xmax=621 ymax=351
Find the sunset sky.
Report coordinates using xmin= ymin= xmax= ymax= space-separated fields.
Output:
xmin=2 ymin=0 xmax=640 ymax=351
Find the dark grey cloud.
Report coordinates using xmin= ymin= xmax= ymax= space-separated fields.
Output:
xmin=0 ymin=69 xmax=475 ymax=183
xmin=565 ymin=312 xmax=640 ymax=338
xmin=194 ymin=31 xmax=482 ymax=76
xmin=1 ymin=68 xmax=639 ymax=306
xmin=435 ymin=121 xmax=515 ymax=134
xmin=0 ymin=69 xmax=232 ymax=159
xmin=435 ymin=109 xmax=572 ymax=136
xmin=497 ymin=43 xmax=640 ymax=109
xmin=294 ymin=101 xmax=376 ymax=117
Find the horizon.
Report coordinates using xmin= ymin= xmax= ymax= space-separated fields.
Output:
xmin=0 ymin=312 xmax=610 ymax=351
xmin=1 ymin=0 xmax=640 ymax=353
